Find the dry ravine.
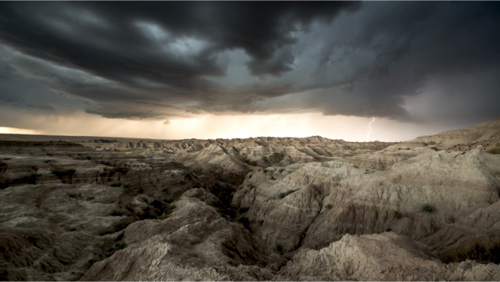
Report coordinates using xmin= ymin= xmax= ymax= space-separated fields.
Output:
xmin=1 ymin=118 xmax=500 ymax=280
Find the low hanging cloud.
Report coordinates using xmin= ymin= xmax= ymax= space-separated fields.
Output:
xmin=0 ymin=1 xmax=499 ymax=125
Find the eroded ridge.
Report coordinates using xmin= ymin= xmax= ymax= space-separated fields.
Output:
xmin=1 ymin=118 xmax=500 ymax=280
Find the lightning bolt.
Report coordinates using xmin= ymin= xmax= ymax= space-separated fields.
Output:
xmin=366 ymin=117 xmax=376 ymax=142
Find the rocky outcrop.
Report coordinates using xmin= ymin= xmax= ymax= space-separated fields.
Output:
xmin=81 ymin=189 xmax=274 ymax=281
xmin=280 ymin=232 xmax=500 ymax=281
xmin=232 ymin=148 xmax=500 ymax=254
xmin=414 ymin=117 xmax=500 ymax=150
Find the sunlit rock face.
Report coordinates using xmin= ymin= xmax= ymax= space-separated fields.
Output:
xmin=0 ymin=118 xmax=500 ymax=280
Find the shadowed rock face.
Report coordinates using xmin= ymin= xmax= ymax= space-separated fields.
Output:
xmin=0 ymin=118 xmax=500 ymax=280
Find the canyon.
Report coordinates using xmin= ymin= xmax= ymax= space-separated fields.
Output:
xmin=1 ymin=118 xmax=500 ymax=280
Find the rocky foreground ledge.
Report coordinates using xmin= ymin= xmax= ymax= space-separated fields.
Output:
xmin=1 ymin=118 xmax=500 ymax=280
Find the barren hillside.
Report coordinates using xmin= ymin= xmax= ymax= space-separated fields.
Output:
xmin=1 ymin=118 xmax=500 ymax=280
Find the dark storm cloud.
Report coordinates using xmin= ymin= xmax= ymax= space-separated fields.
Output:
xmin=240 ymin=1 xmax=500 ymax=123
xmin=0 ymin=1 xmax=358 ymax=119
xmin=0 ymin=1 xmax=499 ymax=124
xmin=0 ymin=1 xmax=356 ymax=81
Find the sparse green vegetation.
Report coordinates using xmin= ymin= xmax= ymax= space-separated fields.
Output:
xmin=446 ymin=215 xmax=456 ymax=224
xmin=242 ymin=157 xmax=258 ymax=166
xmin=51 ymin=168 xmax=76 ymax=179
xmin=113 ymin=166 xmax=129 ymax=174
xmin=487 ymin=148 xmax=500 ymax=154
xmin=0 ymin=162 xmax=7 ymax=173
xmin=66 ymin=191 xmax=82 ymax=199
xmin=394 ymin=211 xmax=403 ymax=219
xmin=51 ymin=168 xmax=76 ymax=184
xmin=98 ymin=165 xmax=129 ymax=178
xmin=13 ymin=172 xmax=39 ymax=185
xmin=109 ymin=182 xmax=122 ymax=187
xmin=239 ymin=207 xmax=249 ymax=214
xmin=325 ymin=204 xmax=333 ymax=210
xmin=438 ymin=239 xmax=500 ymax=264
xmin=277 ymin=189 xmax=297 ymax=199
xmin=269 ymin=152 xmax=285 ymax=163
xmin=241 ymin=153 xmax=258 ymax=166
xmin=246 ymin=183 xmax=255 ymax=189
xmin=275 ymin=244 xmax=284 ymax=254
xmin=157 ymin=204 xmax=176 ymax=219
xmin=115 ymin=242 xmax=127 ymax=250
xmin=99 ymin=161 xmax=113 ymax=166
xmin=487 ymin=144 xmax=500 ymax=154
xmin=279 ymin=168 xmax=285 ymax=173
xmin=421 ymin=204 xmax=436 ymax=213
xmin=110 ymin=208 xmax=130 ymax=216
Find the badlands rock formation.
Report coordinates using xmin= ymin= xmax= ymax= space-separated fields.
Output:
xmin=0 ymin=118 xmax=499 ymax=280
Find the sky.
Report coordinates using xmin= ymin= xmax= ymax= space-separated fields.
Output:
xmin=0 ymin=1 xmax=499 ymax=142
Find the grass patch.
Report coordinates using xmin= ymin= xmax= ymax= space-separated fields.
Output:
xmin=242 ymin=156 xmax=258 ymax=166
xmin=486 ymin=143 xmax=500 ymax=154
xmin=115 ymin=242 xmax=127 ymax=250
xmin=487 ymin=147 xmax=500 ymax=154
xmin=98 ymin=165 xmax=129 ymax=178
xmin=110 ymin=208 xmax=129 ymax=216
xmin=269 ymin=152 xmax=285 ymax=163
xmin=0 ymin=162 xmax=7 ymax=173
xmin=67 ymin=191 xmax=82 ymax=199
xmin=157 ymin=204 xmax=176 ymax=220
xmin=277 ymin=189 xmax=297 ymax=199
xmin=239 ymin=207 xmax=250 ymax=214
xmin=51 ymin=168 xmax=76 ymax=179
xmin=421 ymin=204 xmax=436 ymax=213
xmin=446 ymin=215 xmax=456 ymax=224
xmin=438 ymin=239 xmax=500 ymax=264
xmin=51 ymin=168 xmax=75 ymax=184
xmin=275 ymin=244 xmax=284 ymax=254
xmin=394 ymin=211 xmax=403 ymax=219
xmin=13 ymin=172 xmax=39 ymax=185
